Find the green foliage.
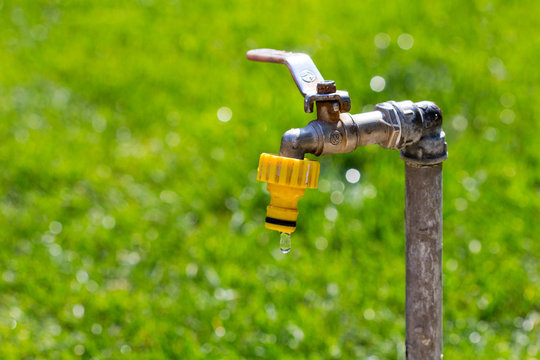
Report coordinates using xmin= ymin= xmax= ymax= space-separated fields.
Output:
xmin=0 ymin=0 xmax=538 ymax=358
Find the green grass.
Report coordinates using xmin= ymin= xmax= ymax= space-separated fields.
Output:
xmin=0 ymin=0 xmax=538 ymax=358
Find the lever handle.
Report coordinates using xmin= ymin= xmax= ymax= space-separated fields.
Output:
xmin=247 ymin=48 xmax=351 ymax=114
xmin=247 ymin=48 xmax=324 ymax=97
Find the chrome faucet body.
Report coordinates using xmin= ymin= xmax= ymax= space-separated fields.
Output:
xmin=279 ymin=100 xmax=446 ymax=164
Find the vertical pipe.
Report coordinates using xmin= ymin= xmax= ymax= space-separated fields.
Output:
xmin=405 ymin=164 xmax=443 ymax=359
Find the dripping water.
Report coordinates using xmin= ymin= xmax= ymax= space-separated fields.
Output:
xmin=279 ymin=232 xmax=291 ymax=254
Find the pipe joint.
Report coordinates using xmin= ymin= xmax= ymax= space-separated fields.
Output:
xmin=398 ymin=101 xmax=448 ymax=166
xmin=374 ymin=100 xmax=447 ymax=165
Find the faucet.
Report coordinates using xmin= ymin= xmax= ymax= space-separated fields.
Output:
xmin=248 ymin=49 xmax=446 ymax=233
xmin=247 ymin=48 xmax=448 ymax=359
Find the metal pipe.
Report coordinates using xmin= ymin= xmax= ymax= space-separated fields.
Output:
xmin=351 ymin=111 xmax=394 ymax=147
xmin=404 ymin=164 xmax=443 ymax=359
xmin=400 ymin=102 xmax=446 ymax=359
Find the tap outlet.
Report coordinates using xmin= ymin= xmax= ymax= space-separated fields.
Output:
xmin=257 ymin=153 xmax=319 ymax=233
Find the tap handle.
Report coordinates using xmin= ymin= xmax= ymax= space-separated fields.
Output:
xmin=247 ymin=49 xmax=351 ymax=114
xmin=246 ymin=48 xmax=324 ymax=97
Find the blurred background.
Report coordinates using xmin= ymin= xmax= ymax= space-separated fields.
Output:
xmin=0 ymin=0 xmax=538 ymax=358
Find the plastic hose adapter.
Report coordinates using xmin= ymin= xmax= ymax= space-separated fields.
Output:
xmin=257 ymin=153 xmax=320 ymax=233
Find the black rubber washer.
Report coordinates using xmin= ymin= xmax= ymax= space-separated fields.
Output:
xmin=265 ymin=217 xmax=296 ymax=228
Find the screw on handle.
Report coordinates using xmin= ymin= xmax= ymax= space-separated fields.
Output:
xmin=246 ymin=48 xmax=324 ymax=97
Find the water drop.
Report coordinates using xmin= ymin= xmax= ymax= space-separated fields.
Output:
xmin=279 ymin=232 xmax=291 ymax=254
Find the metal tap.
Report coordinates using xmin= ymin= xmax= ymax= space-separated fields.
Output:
xmin=248 ymin=48 xmax=448 ymax=360
xmin=247 ymin=49 xmax=447 ymax=164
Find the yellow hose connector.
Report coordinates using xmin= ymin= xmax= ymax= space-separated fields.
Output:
xmin=257 ymin=153 xmax=320 ymax=233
